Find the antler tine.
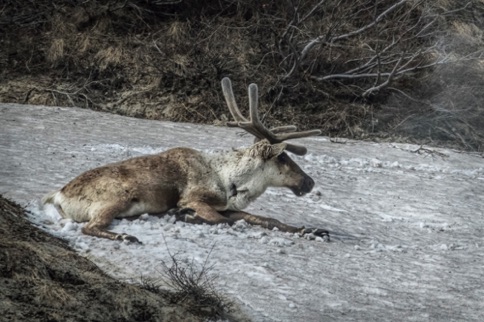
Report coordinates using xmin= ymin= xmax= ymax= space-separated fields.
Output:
xmin=248 ymin=84 xmax=260 ymax=124
xmin=279 ymin=128 xmax=322 ymax=155
xmin=247 ymin=84 xmax=319 ymax=155
xmin=221 ymin=77 xmax=248 ymax=125
xmin=277 ymin=129 xmax=322 ymax=141
xmin=270 ymin=126 xmax=321 ymax=142
xmin=247 ymin=83 xmax=278 ymax=141
xmin=222 ymin=78 xmax=267 ymax=139
xmin=221 ymin=77 xmax=321 ymax=156
xmin=270 ymin=125 xmax=298 ymax=134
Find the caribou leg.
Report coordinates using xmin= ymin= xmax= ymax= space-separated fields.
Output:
xmin=82 ymin=203 xmax=141 ymax=243
xmin=221 ymin=210 xmax=330 ymax=240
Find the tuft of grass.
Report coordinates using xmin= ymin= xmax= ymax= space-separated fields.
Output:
xmin=46 ymin=38 xmax=65 ymax=65
xmin=95 ymin=46 xmax=124 ymax=70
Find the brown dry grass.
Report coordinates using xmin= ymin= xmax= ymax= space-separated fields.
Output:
xmin=0 ymin=0 xmax=483 ymax=150
xmin=0 ymin=195 xmax=242 ymax=321
xmin=46 ymin=38 xmax=65 ymax=65
xmin=95 ymin=46 xmax=124 ymax=70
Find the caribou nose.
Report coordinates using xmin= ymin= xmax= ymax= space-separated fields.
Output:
xmin=303 ymin=176 xmax=315 ymax=192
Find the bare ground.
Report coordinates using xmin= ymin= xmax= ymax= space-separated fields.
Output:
xmin=0 ymin=195 xmax=238 ymax=322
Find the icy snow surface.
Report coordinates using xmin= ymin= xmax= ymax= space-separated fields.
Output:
xmin=1 ymin=103 xmax=484 ymax=321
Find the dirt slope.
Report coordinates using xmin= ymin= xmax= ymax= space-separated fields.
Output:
xmin=0 ymin=195 xmax=212 ymax=322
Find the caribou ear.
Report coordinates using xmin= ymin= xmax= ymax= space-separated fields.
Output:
xmin=249 ymin=140 xmax=287 ymax=160
xmin=269 ymin=143 xmax=287 ymax=159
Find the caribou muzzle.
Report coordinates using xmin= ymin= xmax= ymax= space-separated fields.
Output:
xmin=291 ymin=175 xmax=315 ymax=196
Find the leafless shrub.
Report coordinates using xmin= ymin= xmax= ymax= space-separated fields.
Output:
xmin=1 ymin=0 xmax=483 ymax=149
xmin=378 ymin=60 xmax=484 ymax=151
xmin=274 ymin=0 xmax=467 ymax=98
xmin=139 ymin=242 xmax=233 ymax=320
xmin=371 ymin=1 xmax=484 ymax=151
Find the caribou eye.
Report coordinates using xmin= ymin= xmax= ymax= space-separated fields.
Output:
xmin=277 ymin=153 xmax=287 ymax=163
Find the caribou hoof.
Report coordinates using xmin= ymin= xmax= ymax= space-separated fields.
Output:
xmin=116 ymin=233 xmax=142 ymax=244
xmin=300 ymin=228 xmax=330 ymax=242
xmin=168 ymin=207 xmax=198 ymax=222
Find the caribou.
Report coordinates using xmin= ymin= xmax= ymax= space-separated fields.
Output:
xmin=42 ymin=77 xmax=329 ymax=243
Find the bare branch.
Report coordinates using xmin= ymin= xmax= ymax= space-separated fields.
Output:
xmin=363 ymin=55 xmax=403 ymax=97
xmin=299 ymin=0 xmax=409 ymax=62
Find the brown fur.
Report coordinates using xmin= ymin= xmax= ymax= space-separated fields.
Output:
xmin=43 ymin=142 xmax=329 ymax=243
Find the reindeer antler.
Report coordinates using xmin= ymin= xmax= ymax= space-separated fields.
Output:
xmin=221 ymin=77 xmax=321 ymax=155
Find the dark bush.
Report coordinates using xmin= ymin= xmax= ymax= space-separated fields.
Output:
xmin=1 ymin=0 xmax=482 ymax=150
